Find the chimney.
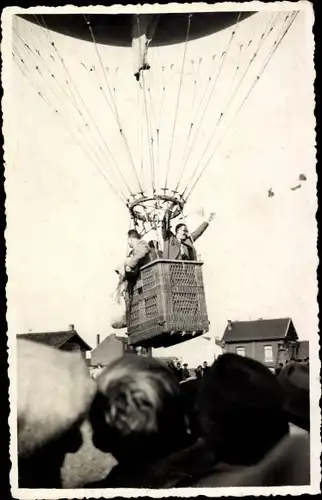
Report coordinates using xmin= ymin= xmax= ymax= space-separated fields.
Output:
xmin=96 ymin=334 xmax=100 ymax=346
xmin=69 ymin=324 xmax=75 ymax=331
xmin=227 ymin=320 xmax=233 ymax=331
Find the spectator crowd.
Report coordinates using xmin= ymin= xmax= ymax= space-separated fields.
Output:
xmin=16 ymin=338 xmax=311 ymax=490
xmin=167 ymin=360 xmax=211 ymax=382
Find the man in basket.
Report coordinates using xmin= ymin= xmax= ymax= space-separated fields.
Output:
xmin=111 ymin=229 xmax=155 ymax=329
xmin=162 ymin=208 xmax=215 ymax=261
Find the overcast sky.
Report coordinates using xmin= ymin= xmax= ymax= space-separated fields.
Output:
xmin=5 ymin=6 xmax=317 ymax=365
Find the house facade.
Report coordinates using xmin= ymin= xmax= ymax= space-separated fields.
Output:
xmin=17 ymin=324 xmax=92 ymax=359
xmin=90 ymin=334 xmax=152 ymax=367
xmin=221 ymin=318 xmax=299 ymax=369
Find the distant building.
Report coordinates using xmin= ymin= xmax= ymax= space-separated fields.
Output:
xmin=90 ymin=333 xmax=152 ymax=367
xmin=221 ymin=318 xmax=299 ymax=369
xmin=17 ymin=324 xmax=92 ymax=359
xmin=295 ymin=340 xmax=309 ymax=361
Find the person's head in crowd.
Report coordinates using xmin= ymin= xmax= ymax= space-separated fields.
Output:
xmin=17 ymin=339 xmax=96 ymax=488
xmin=197 ymin=353 xmax=289 ymax=466
xmin=277 ymin=361 xmax=310 ymax=431
xmin=89 ymin=355 xmax=190 ymax=464
xmin=180 ymin=377 xmax=203 ymax=440
xmin=176 ymin=361 xmax=182 ymax=370
xmin=183 ymin=363 xmax=188 ymax=368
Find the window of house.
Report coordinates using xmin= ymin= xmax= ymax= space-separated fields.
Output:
xmin=236 ymin=346 xmax=246 ymax=357
xmin=264 ymin=345 xmax=273 ymax=363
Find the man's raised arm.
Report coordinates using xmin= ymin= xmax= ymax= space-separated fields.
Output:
xmin=190 ymin=212 xmax=215 ymax=242
xmin=162 ymin=209 xmax=172 ymax=240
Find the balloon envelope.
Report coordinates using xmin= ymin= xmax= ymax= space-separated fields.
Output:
xmin=19 ymin=12 xmax=255 ymax=47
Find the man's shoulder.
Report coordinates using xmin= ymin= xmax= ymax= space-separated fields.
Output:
xmin=134 ymin=240 xmax=150 ymax=255
xmin=138 ymin=240 xmax=149 ymax=249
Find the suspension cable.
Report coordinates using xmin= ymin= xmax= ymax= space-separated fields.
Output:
xmin=83 ymin=14 xmax=144 ymax=195
xmin=136 ymin=15 xmax=156 ymax=194
xmin=164 ymin=13 xmax=192 ymax=190
xmin=185 ymin=11 xmax=299 ymax=201
xmin=182 ymin=13 xmax=282 ymax=194
xmin=181 ymin=12 xmax=282 ymax=197
xmin=34 ymin=15 xmax=133 ymax=198
xmin=15 ymin=17 xmax=130 ymax=201
xmin=13 ymin=49 xmax=127 ymax=204
xmin=175 ymin=12 xmax=242 ymax=192
xmin=13 ymin=34 xmax=115 ymax=183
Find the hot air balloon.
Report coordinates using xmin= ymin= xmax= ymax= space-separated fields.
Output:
xmin=12 ymin=10 xmax=299 ymax=348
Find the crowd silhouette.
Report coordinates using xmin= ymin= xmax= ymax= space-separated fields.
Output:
xmin=17 ymin=339 xmax=310 ymax=489
xmin=166 ymin=360 xmax=211 ymax=383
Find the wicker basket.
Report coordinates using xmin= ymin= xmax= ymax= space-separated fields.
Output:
xmin=126 ymin=259 xmax=209 ymax=348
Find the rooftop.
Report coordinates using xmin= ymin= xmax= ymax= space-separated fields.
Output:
xmin=222 ymin=318 xmax=297 ymax=343
xmin=17 ymin=327 xmax=92 ymax=351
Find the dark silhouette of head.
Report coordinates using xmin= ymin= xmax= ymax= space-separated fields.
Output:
xmin=277 ymin=361 xmax=310 ymax=431
xmin=89 ymin=355 xmax=189 ymax=464
xmin=197 ymin=353 xmax=289 ymax=466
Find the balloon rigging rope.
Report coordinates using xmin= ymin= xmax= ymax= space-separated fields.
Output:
xmin=78 ymin=62 xmax=134 ymax=196
xmin=83 ymin=14 xmax=144 ymax=196
xmin=14 ymin=12 xmax=298 ymax=207
xmin=135 ymin=73 xmax=143 ymax=176
xmin=147 ymin=51 xmax=160 ymax=194
xmin=190 ymin=56 xmax=210 ymax=128
xmin=12 ymin=42 xmax=127 ymax=204
xmin=192 ymin=57 xmax=203 ymax=114
xmin=185 ymin=11 xmax=299 ymax=201
xmin=155 ymin=66 xmax=168 ymax=191
xmin=13 ymin=21 xmax=126 ymax=202
xmin=187 ymin=57 xmax=210 ymax=141
xmin=182 ymin=12 xmax=282 ymax=196
xmin=188 ymin=56 xmax=204 ymax=135
xmin=181 ymin=11 xmax=284 ymax=198
xmin=164 ymin=13 xmax=192 ymax=191
xmin=175 ymin=11 xmax=242 ymax=195
xmin=32 ymin=14 xmax=131 ymax=200
xmin=137 ymin=15 xmax=156 ymax=195
xmin=175 ymin=54 xmax=216 ymax=193
xmin=142 ymin=71 xmax=156 ymax=193
xmin=146 ymin=54 xmax=160 ymax=196
xmin=156 ymin=65 xmax=167 ymax=133
xmin=175 ymin=54 xmax=214 ymax=194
